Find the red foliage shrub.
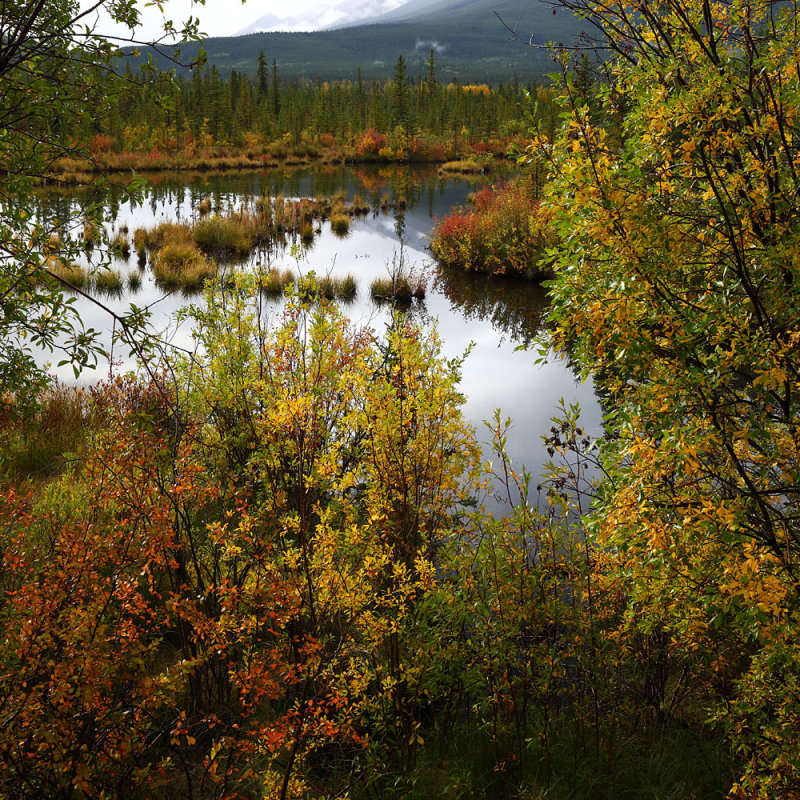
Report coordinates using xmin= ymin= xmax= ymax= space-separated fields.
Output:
xmin=356 ymin=128 xmax=387 ymax=157
xmin=430 ymin=179 xmax=554 ymax=279
xmin=89 ymin=133 xmax=112 ymax=154
xmin=469 ymin=141 xmax=492 ymax=154
xmin=0 ymin=380 xmax=307 ymax=797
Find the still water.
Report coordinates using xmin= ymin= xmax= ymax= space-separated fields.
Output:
xmin=38 ymin=163 xmax=602 ymax=504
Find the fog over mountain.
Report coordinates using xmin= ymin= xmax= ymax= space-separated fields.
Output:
xmin=238 ymin=0 xmax=409 ymax=34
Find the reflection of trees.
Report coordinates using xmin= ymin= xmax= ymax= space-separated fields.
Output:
xmin=36 ymin=164 xmax=508 ymax=231
xmin=435 ymin=266 xmax=549 ymax=345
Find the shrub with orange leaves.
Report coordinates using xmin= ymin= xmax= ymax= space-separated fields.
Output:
xmin=430 ymin=179 xmax=554 ymax=279
xmin=0 ymin=377 xmax=307 ymax=797
xmin=0 ymin=275 xmax=484 ymax=797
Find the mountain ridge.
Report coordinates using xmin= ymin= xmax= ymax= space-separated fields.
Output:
xmin=135 ymin=0 xmax=586 ymax=84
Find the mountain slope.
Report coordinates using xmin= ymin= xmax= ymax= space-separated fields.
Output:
xmin=137 ymin=0 xmax=585 ymax=84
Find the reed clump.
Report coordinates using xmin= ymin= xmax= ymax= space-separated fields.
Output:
xmin=300 ymin=224 xmax=315 ymax=244
xmin=371 ymin=276 xmax=415 ymax=302
xmin=370 ymin=249 xmax=427 ymax=303
xmin=47 ymin=259 xmax=89 ymax=289
xmin=193 ymin=214 xmax=258 ymax=257
xmin=135 ymin=222 xmax=193 ymax=253
xmin=332 ymin=272 xmax=357 ymax=301
xmin=152 ymin=243 xmax=216 ymax=291
xmin=294 ymin=272 xmax=358 ymax=302
xmin=127 ymin=271 xmax=143 ymax=291
xmin=94 ymin=268 xmax=124 ymax=294
xmin=82 ymin=220 xmax=101 ymax=250
xmin=350 ymin=194 xmax=370 ymax=215
xmin=132 ymin=228 xmax=149 ymax=262
xmin=111 ymin=231 xmax=130 ymax=259
xmin=330 ymin=214 xmax=351 ymax=237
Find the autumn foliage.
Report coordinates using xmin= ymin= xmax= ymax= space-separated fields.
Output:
xmin=0 ymin=284 xmax=490 ymax=797
xmin=540 ymin=0 xmax=800 ymax=796
xmin=430 ymin=179 xmax=554 ymax=279
xmin=9 ymin=0 xmax=800 ymax=795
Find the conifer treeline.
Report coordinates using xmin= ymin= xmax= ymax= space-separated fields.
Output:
xmin=95 ymin=52 xmax=557 ymax=157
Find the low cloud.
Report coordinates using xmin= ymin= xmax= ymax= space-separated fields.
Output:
xmin=415 ymin=39 xmax=447 ymax=54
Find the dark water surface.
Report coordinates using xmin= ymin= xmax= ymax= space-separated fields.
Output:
xmin=38 ymin=164 xmax=602 ymax=504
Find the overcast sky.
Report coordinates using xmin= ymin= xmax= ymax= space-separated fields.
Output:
xmin=82 ymin=0 xmax=332 ymax=42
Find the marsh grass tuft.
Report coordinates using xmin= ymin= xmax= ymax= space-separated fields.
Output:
xmin=82 ymin=220 xmax=101 ymax=250
xmin=94 ymin=268 xmax=124 ymax=294
xmin=132 ymin=227 xmax=150 ymax=260
xmin=350 ymin=194 xmax=370 ymax=215
xmin=193 ymin=214 xmax=257 ymax=257
xmin=152 ymin=243 xmax=216 ymax=291
xmin=292 ymin=272 xmax=358 ymax=302
xmin=300 ymin=223 xmax=315 ymax=244
xmin=136 ymin=222 xmax=193 ymax=253
xmin=111 ymin=231 xmax=130 ymax=260
xmin=127 ymin=271 xmax=142 ymax=291
xmin=335 ymin=273 xmax=357 ymax=301
xmin=330 ymin=214 xmax=351 ymax=237
xmin=370 ymin=247 xmax=427 ymax=303
xmin=47 ymin=259 xmax=89 ymax=289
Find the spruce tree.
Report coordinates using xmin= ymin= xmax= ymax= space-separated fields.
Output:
xmin=426 ymin=48 xmax=436 ymax=91
xmin=257 ymin=50 xmax=268 ymax=102
xmin=271 ymin=59 xmax=281 ymax=119
xmin=392 ymin=54 xmax=408 ymax=128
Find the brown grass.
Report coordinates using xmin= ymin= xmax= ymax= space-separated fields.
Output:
xmin=330 ymin=214 xmax=351 ymax=237
xmin=152 ymin=243 xmax=216 ymax=291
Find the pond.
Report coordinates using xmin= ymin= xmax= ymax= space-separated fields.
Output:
xmin=37 ymin=163 xmax=602 ymax=509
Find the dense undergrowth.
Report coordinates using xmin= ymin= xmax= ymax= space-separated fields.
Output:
xmin=0 ymin=281 xmax=736 ymax=799
xmin=6 ymin=0 xmax=800 ymax=795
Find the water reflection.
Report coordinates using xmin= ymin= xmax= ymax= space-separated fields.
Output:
xmin=32 ymin=164 xmax=601 ymax=502
xmin=36 ymin=163 xmax=498 ymax=232
xmin=435 ymin=267 xmax=550 ymax=346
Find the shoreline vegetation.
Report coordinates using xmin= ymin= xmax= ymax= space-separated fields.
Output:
xmin=430 ymin=177 xmax=555 ymax=280
xmin=45 ymin=186 xmax=432 ymax=298
xmin=38 ymin=143 xmax=506 ymax=185
xmin=42 ymin=170 xmax=558 ymax=295
xmin=24 ymin=63 xmax=558 ymax=185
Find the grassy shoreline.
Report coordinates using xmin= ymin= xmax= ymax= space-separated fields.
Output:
xmin=28 ymin=138 xmax=515 ymax=185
